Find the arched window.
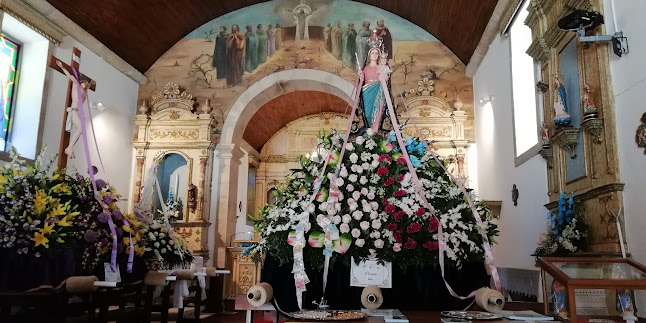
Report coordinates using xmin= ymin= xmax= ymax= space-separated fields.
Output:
xmin=267 ymin=188 xmax=277 ymax=205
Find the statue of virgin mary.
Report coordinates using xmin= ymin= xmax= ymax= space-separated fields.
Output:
xmin=350 ymin=34 xmax=395 ymax=137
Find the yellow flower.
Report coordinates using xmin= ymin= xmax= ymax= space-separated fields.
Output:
xmin=134 ymin=245 xmax=145 ymax=256
xmin=47 ymin=203 xmax=67 ymax=219
xmin=56 ymin=216 xmax=72 ymax=227
xmin=122 ymin=225 xmax=134 ymax=234
xmin=123 ymin=237 xmax=131 ymax=245
xmin=51 ymin=183 xmax=71 ymax=195
xmin=0 ymin=174 xmax=7 ymax=185
xmin=39 ymin=222 xmax=55 ymax=235
xmin=52 ymin=173 xmax=61 ymax=180
xmin=31 ymin=232 xmax=49 ymax=248
xmin=33 ymin=189 xmax=49 ymax=215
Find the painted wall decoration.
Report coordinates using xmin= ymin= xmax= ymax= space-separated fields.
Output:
xmin=139 ymin=0 xmax=475 ymax=143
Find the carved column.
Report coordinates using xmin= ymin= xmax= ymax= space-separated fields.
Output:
xmin=133 ymin=156 xmax=145 ymax=204
xmin=456 ymin=155 xmax=466 ymax=179
xmin=214 ymin=144 xmax=245 ymax=268
xmin=196 ymin=156 xmax=208 ymax=221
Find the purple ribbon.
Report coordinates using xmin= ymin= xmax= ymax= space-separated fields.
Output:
xmin=69 ymin=68 xmax=130 ymax=273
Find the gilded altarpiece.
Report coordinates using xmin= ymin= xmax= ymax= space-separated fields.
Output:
xmin=512 ymin=0 xmax=625 ymax=253
xmin=131 ymin=82 xmax=216 ymax=259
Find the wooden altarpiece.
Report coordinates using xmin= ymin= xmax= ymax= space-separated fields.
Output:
xmin=502 ymin=0 xmax=625 ymax=253
xmin=131 ymin=82 xmax=215 ymax=259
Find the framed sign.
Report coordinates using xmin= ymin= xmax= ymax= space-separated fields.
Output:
xmin=350 ymin=257 xmax=392 ymax=288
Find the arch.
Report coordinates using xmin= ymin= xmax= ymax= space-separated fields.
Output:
xmin=220 ymin=69 xmax=355 ymax=146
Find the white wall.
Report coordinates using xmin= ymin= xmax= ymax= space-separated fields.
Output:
xmin=603 ymin=0 xmax=646 ymax=314
xmin=473 ymin=34 xmax=550 ymax=269
xmin=41 ymin=37 xmax=139 ymax=210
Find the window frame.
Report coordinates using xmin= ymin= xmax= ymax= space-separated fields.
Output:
xmin=507 ymin=0 xmax=543 ymax=167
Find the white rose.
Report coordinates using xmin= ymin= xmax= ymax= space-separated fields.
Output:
xmin=335 ymin=178 xmax=344 ymax=186
xmin=360 ymin=221 xmax=370 ymax=231
xmin=350 ymin=153 xmax=358 ymax=163
xmin=340 ymin=223 xmax=350 ymax=233
xmin=349 ymin=174 xmax=358 ymax=182
xmin=342 ymin=214 xmax=351 ymax=223
xmin=371 ymin=160 xmax=379 ymax=168
xmin=362 ymin=163 xmax=370 ymax=170
xmin=371 ymin=219 xmax=381 ymax=229
xmin=351 ymin=228 xmax=361 ymax=238
xmin=361 ymin=188 xmax=368 ymax=195
xmin=345 ymin=143 xmax=354 ymax=151
xmin=307 ymin=204 xmax=316 ymax=213
xmin=352 ymin=191 xmax=361 ymax=200
xmin=369 ymin=211 xmax=378 ymax=220
xmin=355 ymin=239 xmax=366 ymax=247
xmin=360 ymin=176 xmax=369 ymax=184
xmin=374 ymin=239 xmax=384 ymax=249
xmin=366 ymin=129 xmax=375 ymax=136
xmin=370 ymin=201 xmax=379 ymax=210
xmin=362 ymin=203 xmax=372 ymax=213
xmin=333 ymin=215 xmax=342 ymax=224
xmin=355 ymin=136 xmax=365 ymax=145
xmin=352 ymin=210 xmax=363 ymax=220
xmin=346 ymin=184 xmax=355 ymax=192
xmin=371 ymin=231 xmax=381 ymax=239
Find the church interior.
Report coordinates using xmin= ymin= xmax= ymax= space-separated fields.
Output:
xmin=1 ymin=0 xmax=646 ymax=322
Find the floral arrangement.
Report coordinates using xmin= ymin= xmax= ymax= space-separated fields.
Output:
xmin=143 ymin=220 xmax=193 ymax=270
xmin=534 ymin=192 xmax=588 ymax=257
xmin=156 ymin=191 xmax=183 ymax=222
xmin=248 ymin=130 xmax=498 ymax=269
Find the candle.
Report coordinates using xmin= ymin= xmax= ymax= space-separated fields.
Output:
xmin=175 ymin=174 xmax=179 ymax=197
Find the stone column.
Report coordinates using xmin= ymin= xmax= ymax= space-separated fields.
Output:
xmin=213 ymin=144 xmax=245 ymax=268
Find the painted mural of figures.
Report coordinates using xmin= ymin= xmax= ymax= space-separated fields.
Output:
xmin=245 ymin=24 xmax=258 ymax=72
xmin=289 ymin=3 xmax=315 ymax=40
xmin=257 ymin=24 xmax=268 ymax=64
xmin=356 ymin=21 xmax=371 ymax=69
xmin=371 ymin=19 xmax=392 ymax=59
xmin=331 ymin=22 xmax=343 ymax=60
xmin=267 ymin=24 xmax=276 ymax=57
xmin=553 ymin=74 xmax=571 ymax=126
xmin=323 ymin=23 xmax=332 ymax=52
xmin=226 ymin=24 xmax=245 ymax=87
xmin=342 ymin=22 xmax=358 ymax=69
xmin=213 ymin=26 xmax=228 ymax=79
xmin=275 ymin=24 xmax=283 ymax=50
xmin=351 ymin=35 xmax=395 ymax=137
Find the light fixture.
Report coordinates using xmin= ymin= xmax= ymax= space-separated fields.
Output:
xmin=558 ymin=10 xmax=628 ymax=57
xmin=90 ymin=101 xmax=107 ymax=112
xmin=478 ymin=95 xmax=494 ymax=107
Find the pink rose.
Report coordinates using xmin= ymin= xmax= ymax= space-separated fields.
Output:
xmin=393 ymin=243 xmax=402 ymax=252
xmin=374 ymin=239 xmax=384 ymax=249
xmin=371 ymin=219 xmax=381 ymax=229
xmin=361 ymin=188 xmax=369 ymax=195
xmin=352 ymin=191 xmax=361 ymax=200
xmin=367 ymin=192 xmax=375 ymax=200
xmin=340 ymin=223 xmax=350 ymax=233
xmin=351 ymin=228 xmax=361 ymax=238
xmin=352 ymin=210 xmax=363 ymax=220
xmin=355 ymin=239 xmax=365 ymax=247
xmin=360 ymin=221 xmax=370 ymax=230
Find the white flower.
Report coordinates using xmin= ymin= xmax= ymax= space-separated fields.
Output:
xmin=370 ymin=201 xmax=379 ymax=210
xmin=355 ymin=136 xmax=365 ymax=145
xmin=361 ymin=188 xmax=368 ymax=195
xmin=161 ymin=248 xmax=167 ymax=254
xmin=154 ymin=242 xmax=160 ymax=248
xmin=340 ymin=223 xmax=350 ymax=233
xmin=369 ymin=211 xmax=378 ymax=219
xmin=374 ymin=239 xmax=384 ymax=249
xmin=333 ymin=215 xmax=342 ymax=224
xmin=367 ymin=192 xmax=375 ymax=200
xmin=371 ymin=219 xmax=381 ymax=229
xmin=319 ymin=203 xmax=329 ymax=211
xmin=307 ymin=204 xmax=315 ymax=213
xmin=365 ymin=140 xmax=377 ymax=149
xmin=168 ymin=240 xmax=175 ymax=245
xmin=362 ymin=162 xmax=370 ymax=170
xmin=161 ymin=240 xmax=166 ymax=245
xmin=351 ymin=228 xmax=361 ymax=238
xmin=393 ymin=243 xmax=402 ymax=252
xmin=342 ymin=214 xmax=351 ymax=223
xmin=345 ymin=143 xmax=355 ymax=151
xmin=352 ymin=191 xmax=361 ymax=200
xmin=361 ymin=153 xmax=371 ymax=162
xmin=346 ymin=184 xmax=355 ymax=192
xmin=335 ymin=178 xmax=344 ymax=186
xmin=349 ymin=174 xmax=358 ymax=182
xmin=352 ymin=210 xmax=363 ymax=220
xmin=360 ymin=176 xmax=369 ymax=184
xmin=355 ymin=239 xmax=366 ymax=247
xmin=366 ymin=129 xmax=375 ymax=136
xmin=350 ymin=153 xmax=358 ymax=163
xmin=362 ymin=203 xmax=372 ymax=213
xmin=339 ymin=167 xmax=349 ymax=178
xmin=360 ymin=221 xmax=370 ymax=230
xmin=371 ymin=160 xmax=379 ymax=168
xmin=371 ymin=231 xmax=381 ymax=239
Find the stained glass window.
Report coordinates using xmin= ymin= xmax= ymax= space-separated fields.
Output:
xmin=0 ymin=35 xmax=19 ymax=150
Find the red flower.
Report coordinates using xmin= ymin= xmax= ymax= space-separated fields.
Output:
xmin=428 ymin=217 xmax=440 ymax=232
xmin=382 ymin=198 xmax=389 ymax=205
xmin=378 ymin=154 xmax=392 ymax=164
xmin=385 ymin=204 xmax=396 ymax=214
xmin=423 ymin=241 xmax=439 ymax=250
xmin=397 ymin=174 xmax=404 ymax=182
xmin=394 ymin=211 xmax=405 ymax=222
xmin=396 ymin=156 xmax=407 ymax=165
xmin=393 ymin=190 xmax=406 ymax=197
xmin=394 ymin=231 xmax=402 ymax=243
xmin=404 ymin=238 xmax=417 ymax=249
xmin=387 ymin=223 xmax=398 ymax=231
xmin=384 ymin=178 xmax=395 ymax=186
xmin=377 ymin=167 xmax=389 ymax=177
xmin=415 ymin=207 xmax=425 ymax=216
xmin=407 ymin=222 xmax=422 ymax=233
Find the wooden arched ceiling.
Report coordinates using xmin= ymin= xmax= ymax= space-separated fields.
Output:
xmin=45 ymin=0 xmax=498 ymax=73
xmin=243 ymin=91 xmax=349 ymax=151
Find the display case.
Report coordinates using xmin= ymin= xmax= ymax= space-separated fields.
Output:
xmin=537 ymin=257 xmax=646 ymax=322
